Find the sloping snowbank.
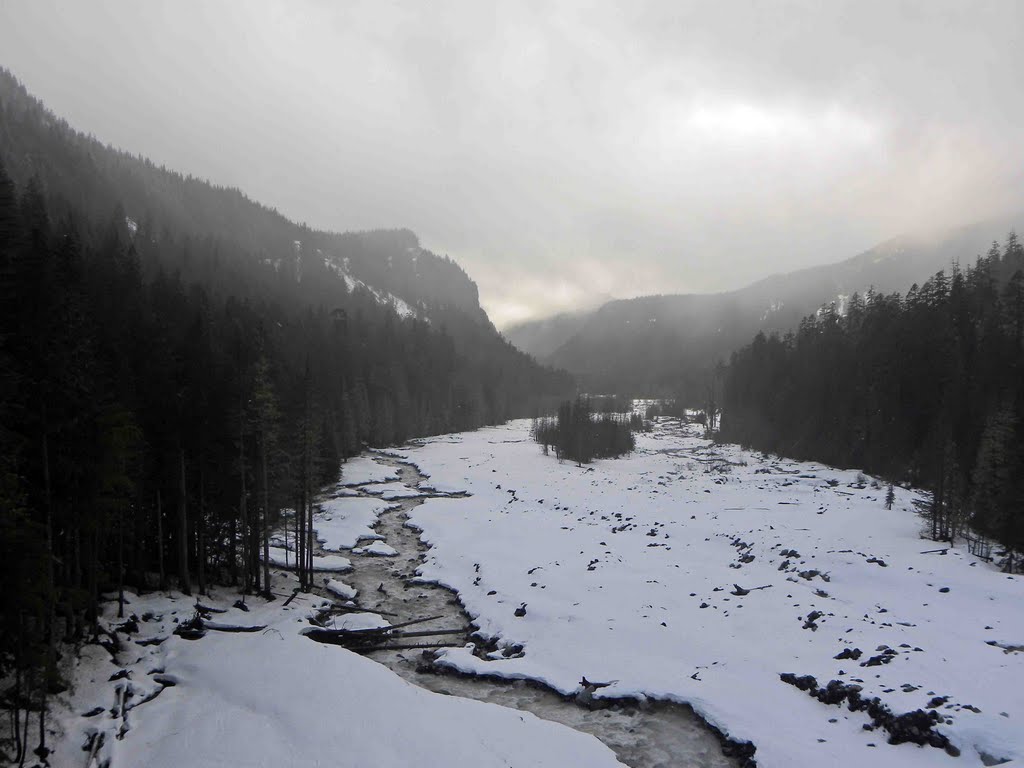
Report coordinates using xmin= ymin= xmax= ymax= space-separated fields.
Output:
xmin=50 ymin=586 xmax=622 ymax=768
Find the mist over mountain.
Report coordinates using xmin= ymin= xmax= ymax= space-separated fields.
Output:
xmin=507 ymin=217 xmax=1024 ymax=397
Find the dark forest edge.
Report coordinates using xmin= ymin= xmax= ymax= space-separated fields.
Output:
xmin=720 ymin=233 xmax=1024 ymax=572
xmin=532 ymin=396 xmax=649 ymax=464
xmin=0 ymin=69 xmax=573 ymax=763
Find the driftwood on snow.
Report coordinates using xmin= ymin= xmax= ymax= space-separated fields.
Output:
xmin=172 ymin=615 xmax=267 ymax=640
xmin=304 ymin=614 xmax=466 ymax=652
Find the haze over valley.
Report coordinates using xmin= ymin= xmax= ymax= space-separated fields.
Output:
xmin=1 ymin=4 xmax=1023 ymax=768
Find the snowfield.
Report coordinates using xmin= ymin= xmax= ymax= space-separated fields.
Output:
xmin=49 ymin=417 xmax=1023 ymax=768
xmin=392 ymin=418 xmax=1024 ymax=768
xmin=51 ymin=588 xmax=621 ymax=768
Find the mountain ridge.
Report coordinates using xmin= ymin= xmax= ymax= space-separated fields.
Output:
xmin=506 ymin=216 xmax=1024 ymax=396
xmin=0 ymin=68 xmax=490 ymax=335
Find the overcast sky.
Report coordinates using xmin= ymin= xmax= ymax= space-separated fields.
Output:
xmin=2 ymin=1 xmax=1023 ymax=327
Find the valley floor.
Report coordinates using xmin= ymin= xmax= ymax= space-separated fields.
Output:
xmin=44 ymin=417 xmax=1023 ymax=768
xmin=395 ymin=417 xmax=1023 ymax=768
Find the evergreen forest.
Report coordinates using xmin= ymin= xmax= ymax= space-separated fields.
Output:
xmin=532 ymin=396 xmax=645 ymax=464
xmin=720 ymin=234 xmax=1024 ymax=569
xmin=0 ymin=67 xmax=572 ymax=741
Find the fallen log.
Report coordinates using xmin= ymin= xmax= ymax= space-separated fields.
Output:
xmin=323 ymin=604 xmax=399 ymax=617
xmin=388 ymin=628 xmax=465 ymax=640
xmin=173 ymin=616 xmax=266 ymax=639
xmin=204 ymin=621 xmax=267 ymax=633
xmin=303 ymin=628 xmax=378 ymax=647
xmin=303 ymin=614 xmax=454 ymax=651
xmin=337 ymin=615 xmax=444 ymax=635
xmin=371 ymin=642 xmax=463 ymax=652
xmin=194 ymin=602 xmax=227 ymax=614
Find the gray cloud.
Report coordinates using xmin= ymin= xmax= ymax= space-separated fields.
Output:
xmin=2 ymin=0 xmax=1022 ymax=326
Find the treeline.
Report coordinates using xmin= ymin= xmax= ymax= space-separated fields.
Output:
xmin=720 ymin=234 xmax=1024 ymax=570
xmin=0 ymin=74 xmax=573 ymax=758
xmin=532 ymin=397 xmax=644 ymax=464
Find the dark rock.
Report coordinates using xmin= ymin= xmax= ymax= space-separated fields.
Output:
xmin=116 ymin=618 xmax=140 ymax=635
xmin=781 ymin=674 xmax=956 ymax=754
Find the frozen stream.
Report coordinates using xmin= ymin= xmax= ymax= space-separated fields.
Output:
xmin=312 ymin=455 xmax=742 ymax=768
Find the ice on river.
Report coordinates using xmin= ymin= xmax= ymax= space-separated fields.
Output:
xmin=352 ymin=540 xmax=399 ymax=557
xmin=264 ymin=546 xmax=352 ymax=572
xmin=338 ymin=455 xmax=399 ymax=486
xmin=315 ymin=497 xmax=395 ymax=550
xmin=364 ymin=481 xmax=427 ymax=500
xmin=401 ymin=418 xmax=1024 ymax=768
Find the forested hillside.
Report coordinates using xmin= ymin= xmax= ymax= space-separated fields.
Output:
xmin=720 ymin=234 xmax=1024 ymax=569
xmin=0 ymin=68 xmax=571 ymax=741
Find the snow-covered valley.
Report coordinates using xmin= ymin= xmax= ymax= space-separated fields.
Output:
xmin=393 ymin=418 xmax=1024 ymax=767
xmin=49 ymin=417 xmax=1023 ymax=768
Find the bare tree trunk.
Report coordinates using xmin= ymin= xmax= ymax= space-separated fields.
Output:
xmin=198 ymin=467 xmax=207 ymax=596
xmin=179 ymin=450 xmax=191 ymax=596
xmin=156 ymin=489 xmax=166 ymax=590
xmin=41 ymin=425 xmax=57 ymax=738
xmin=13 ymin=651 xmax=22 ymax=764
xmin=306 ymin=479 xmax=314 ymax=586
xmin=239 ymin=408 xmax=249 ymax=596
xmin=88 ymin=528 xmax=99 ymax=638
xmin=303 ymin=360 xmax=314 ymax=588
xmin=229 ymin=512 xmax=237 ymax=586
xmin=292 ymin=495 xmax=299 ymax=585
xmin=298 ymin=488 xmax=306 ymax=588
xmin=117 ymin=499 xmax=124 ymax=618
xmin=37 ymin=690 xmax=46 ymax=761
xmin=261 ymin=435 xmax=271 ymax=597
xmin=17 ymin=668 xmax=31 ymax=768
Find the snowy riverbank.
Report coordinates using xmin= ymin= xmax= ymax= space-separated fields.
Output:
xmin=393 ymin=418 xmax=1023 ymax=768
xmin=48 ymin=583 xmax=622 ymax=768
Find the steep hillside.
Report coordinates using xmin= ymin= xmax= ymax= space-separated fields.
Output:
xmin=0 ymin=71 xmax=577 ymax=733
xmin=510 ymin=219 xmax=1024 ymax=396
xmin=0 ymin=67 xmax=567 ymax=419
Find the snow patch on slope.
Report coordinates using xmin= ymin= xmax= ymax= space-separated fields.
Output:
xmin=322 ymin=256 xmax=421 ymax=320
